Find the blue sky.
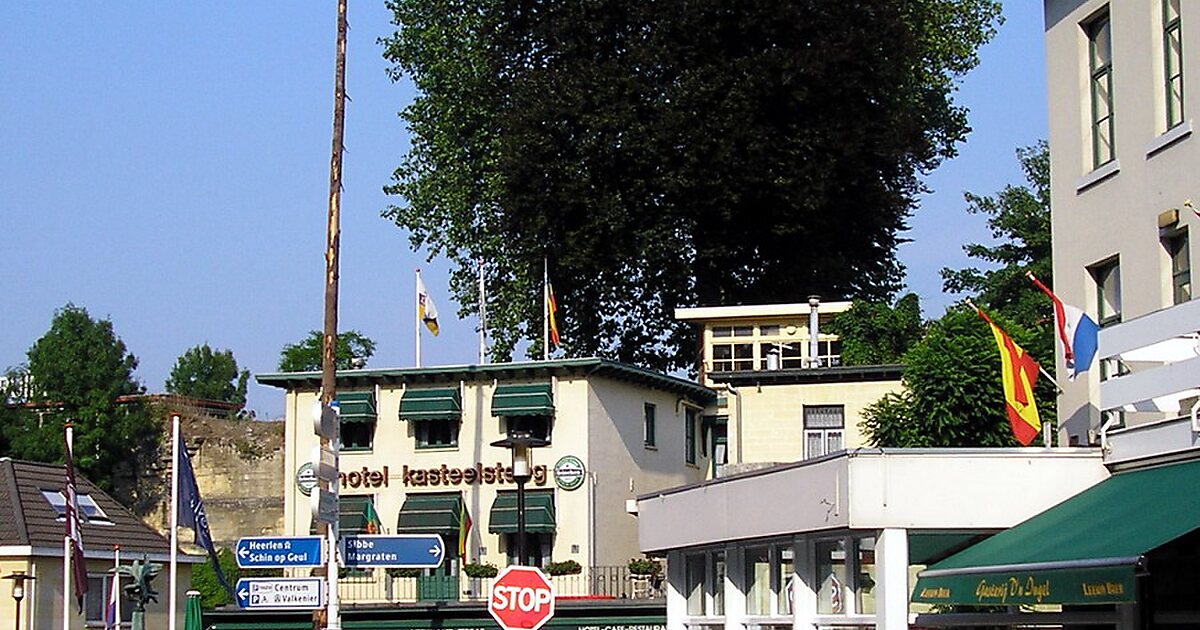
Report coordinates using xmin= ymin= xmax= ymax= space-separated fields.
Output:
xmin=0 ymin=3 xmax=1046 ymax=418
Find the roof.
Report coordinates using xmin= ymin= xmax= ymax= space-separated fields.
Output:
xmin=0 ymin=458 xmax=187 ymax=561
xmin=913 ymin=457 xmax=1200 ymax=606
xmin=674 ymin=301 xmax=852 ymax=321
xmin=256 ymin=357 xmax=716 ymax=403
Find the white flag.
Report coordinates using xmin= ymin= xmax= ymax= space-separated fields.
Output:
xmin=417 ymin=274 xmax=440 ymax=336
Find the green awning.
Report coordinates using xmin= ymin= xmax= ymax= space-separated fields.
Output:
xmin=396 ymin=492 xmax=464 ymax=535
xmin=488 ymin=490 xmax=555 ymax=534
xmin=491 ymin=384 xmax=554 ymax=417
xmin=913 ymin=458 xmax=1200 ymax=606
xmin=399 ymin=388 xmax=461 ymax=422
xmin=337 ymin=391 xmax=377 ymax=424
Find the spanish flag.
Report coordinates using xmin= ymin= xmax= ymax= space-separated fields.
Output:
xmin=457 ymin=502 xmax=472 ymax=558
xmin=976 ymin=307 xmax=1042 ymax=445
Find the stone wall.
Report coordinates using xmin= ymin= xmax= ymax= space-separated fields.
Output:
xmin=145 ymin=414 xmax=285 ymax=549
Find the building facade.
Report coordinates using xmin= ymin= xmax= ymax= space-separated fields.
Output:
xmin=1045 ymin=0 xmax=1199 ymax=443
xmin=257 ymin=358 xmax=714 ymax=603
xmin=675 ymin=301 xmax=902 ymax=469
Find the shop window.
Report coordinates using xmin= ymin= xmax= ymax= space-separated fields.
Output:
xmin=815 ymin=539 xmax=847 ymax=614
xmin=644 ymin=403 xmax=657 ymax=448
xmin=415 ymin=420 xmax=459 ymax=449
xmin=744 ymin=546 xmax=771 ymax=615
xmin=1090 ymin=257 xmax=1122 ymax=326
xmin=1164 ymin=229 xmax=1191 ymax=304
xmin=685 ymin=554 xmax=706 ymax=615
xmin=857 ymin=537 xmax=877 ymax=614
xmin=815 ymin=535 xmax=877 ymax=616
xmin=684 ymin=550 xmax=727 ymax=617
xmin=775 ymin=544 xmax=794 ymax=616
xmin=804 ymin=405 xmax=845 ymax=459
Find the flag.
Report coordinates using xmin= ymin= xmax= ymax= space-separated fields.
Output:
xmin=1028 ymin=272 xmax=1099 ymax=378
xmin=546 ymin=281 xmax=560 ymax=347
xmin=177 ymin=442 xmax=235 ymax=597
xmin=417 ymin=273 xmax=440 ymax=336
xmin=362 ymin=500 xmax=383 ymax=534
xmin=104 ymin=571 xmax=120 ymax=630
xmin=457 ymin=502 xmax=472 ymax=558
xmin=64 ymin=428 xmax=88 ymax=613
xmin=976 ymin=308 xmax=1043 ymax=445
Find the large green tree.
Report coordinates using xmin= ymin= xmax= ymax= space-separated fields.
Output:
xmin=382 ymin=0 xmax=1003 ymax=370
xmin=277 ymin=330 xmax=377 ymax=373
xmin=7 ymin=304 xmax=160 ymax=506
xmin=165 ymin=344 xmax=249 ymax=406
xmin=827 ymin=293 xmax=925 ymax=366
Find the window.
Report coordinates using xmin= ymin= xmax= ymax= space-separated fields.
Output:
xmin=774 ymin=544 xmax=794 ymax=616
xmin=685 ymin=554 xmax=706 ymax=615
xmin=1091 ymin=257 xmax=1122 ymax=326
xmin=683 ymin=550 xmax=726 ymax=617
xmin=505 ymin=533 xmax=551 ymax=568
xmin=1165 ymin=229 xmax=1191 ymax=304
xmin=804 ymin=405 xmax=845 ymax=459
xmin=685 ymin=409 xmax=697 ymax=465
xmin=1088 ymin=12 xmax=1115 ymax=167
xmin=415 ymin=421 xmax=459 ymax=449
xmin=643 ymin=403 xmax=656 ymax=447
xmin=815 ymin=539 xmax=847 ymax=614
xmin=86 ymin=573 xmax=133 ymax=626
xmin=341 ymin=421 xmax=374 ymax=450
xmin=744 ymin=546 xmax=771 ymax=615
xmin=505 ymin=415 xmax=551 ymax=442
xmin=815 ymin=536 xmax=876 ymax=616
xmin=759 ymin=342 xmax=802 ymax=370
xmin=712 ymin=342 xmax=753 ymax=371
xmin=1164 ymin=0 xmax=1184 ymax=129
xmin=41 ymin=490 xmax=113 ymax=525
xmin=815 ymin=338 xmax=843 ymax=367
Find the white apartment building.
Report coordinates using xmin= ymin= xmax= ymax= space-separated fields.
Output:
xmin=1045 ymin=0 xmax=1199 ymax=445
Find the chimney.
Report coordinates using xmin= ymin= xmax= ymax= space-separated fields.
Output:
xmin=808 ymin=295 xmax=821 ymax=368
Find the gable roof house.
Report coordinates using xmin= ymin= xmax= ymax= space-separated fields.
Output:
xmin=0 ymin=458 xmax=200 ymax=630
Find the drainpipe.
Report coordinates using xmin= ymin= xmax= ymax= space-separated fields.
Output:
xmin=808 ymin=296 xmax=821 ymax=368
xmin=1099 ymin=414 xmax=1120 ymax=452
xmin=1191 ymin=399 xmax=1200 ymax=432
xmin=725 ymin=384 xmax=742 ymax=465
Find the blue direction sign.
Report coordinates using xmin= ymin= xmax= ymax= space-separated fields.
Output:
xmin=235 ymin=536 xmax=324 ymax=568
xmin=340 ymin=534 xmax=445 ymax=568
xmin=236 ymin=577 xmax=325 ymax=610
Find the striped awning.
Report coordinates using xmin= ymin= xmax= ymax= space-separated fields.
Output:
xmin=397 ymin=492 xmax=464 ymax=535
xmin=337 ymin=391 xmax=377 ymax=424
xmin=488 ymin=490 xmax=555 ymax=534
xmin=399 ymin=388 xmax=462 ymax=422
xmin=491 ymin=384 xmax=554 ymax=417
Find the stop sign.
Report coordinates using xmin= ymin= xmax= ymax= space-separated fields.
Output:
xmin=488 ymin=566 xmax=556 ymax=630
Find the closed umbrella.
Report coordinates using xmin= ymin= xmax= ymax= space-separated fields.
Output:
xmin=184 ymin=590 xmax=203 ymax=630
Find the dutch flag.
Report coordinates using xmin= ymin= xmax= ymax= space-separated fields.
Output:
xmin=1028 ymin=272 xmax=1100 ymax=378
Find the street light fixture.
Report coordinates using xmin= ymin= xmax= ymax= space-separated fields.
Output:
xmin=491 ymin=431 xmax=548 ymax=566
xmin=3 ymin=572 xmax=33 ymax=630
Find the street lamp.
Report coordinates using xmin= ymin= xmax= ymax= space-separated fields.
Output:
xmin=491 ymin=432 xmax=548 ymax=566
xmin=3 ymin=572 xmax=33 ymax=630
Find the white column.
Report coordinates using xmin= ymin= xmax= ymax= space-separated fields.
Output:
xmin=724 ymin=546 xmax=745 ymax=630
xmin=666 ymin=551 xmax=688 ymax=630
xmin=875 ymin=528 xmax=909 ymax=630
xmin=791 ymin=538 xmax=816 ymax=630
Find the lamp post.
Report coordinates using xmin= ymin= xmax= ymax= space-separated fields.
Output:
xmin=3 ymin=572 xmax=33 ymax=630
xmin=491 ymin=432 xmax=548 ymax=566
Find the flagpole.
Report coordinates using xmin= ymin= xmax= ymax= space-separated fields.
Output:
xmin=62 ymin=423 xmax=72 ymax=630
xmin=415 ymin=268 xmax=422 ymax=368
xmin=479 ymin=259 xmax=487 ymax=365
xmin=169 ymin=414 xmax=180 ymax=630
xmin=114 ymin=545 xmax=121 ymax=630
xmin=543 ymin=258 xmax=549 ymax=361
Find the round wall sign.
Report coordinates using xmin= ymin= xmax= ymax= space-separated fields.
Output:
xmin=553 ymin=455 xmax=586 ymax=491
xmin=296 ymin=462 xmax=317 ymax=496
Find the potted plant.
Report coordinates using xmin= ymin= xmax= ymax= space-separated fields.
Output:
xmin=463 ymin=562 xmax=499 ymax=578
xmin=627 ymin=557 xmax=660 ymax=577
xmin=544 ymin=560 xmax=582 ymax=576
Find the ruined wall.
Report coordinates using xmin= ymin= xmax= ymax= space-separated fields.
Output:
xmin=145 ymin=415 xmax=285 ymax=548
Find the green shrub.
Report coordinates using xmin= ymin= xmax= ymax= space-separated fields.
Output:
xmin=463 ymin=562 xmax=499 ymax=578
xmin=627 ymin=558 xmax=660 ymax=576
xmin=544 ymin=560 xmax=582 ymax=575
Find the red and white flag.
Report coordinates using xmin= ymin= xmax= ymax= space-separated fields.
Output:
xmin=64 ymin=426 xmax=88 ymax=613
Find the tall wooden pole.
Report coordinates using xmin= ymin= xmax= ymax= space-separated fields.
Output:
xmin=317 ymin=1 xmax=348 ymax=629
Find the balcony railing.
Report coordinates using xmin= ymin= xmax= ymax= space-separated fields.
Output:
xmin=334 ymin=565 xmax=665 ymax=606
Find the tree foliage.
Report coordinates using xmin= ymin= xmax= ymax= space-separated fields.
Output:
xmin=166 ymin=344 xmax=249 ymax=406
xmin=277 ymin=330 xmax=377 ymax=373
xmin=861 ymin=307 xmax=1051 ymax=447
xmin=827 ymin=294 xmax=925 ymax=366
xmin=7 ymin=304 xmax=160 ymax=506
xmin=382 ymin=0 xmax=1003 ymax=370
xmin=941 ymin=141 xmax=1052 ymax=330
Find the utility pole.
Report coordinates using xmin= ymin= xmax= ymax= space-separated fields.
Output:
xmin=316 ymin=1 xmax=348 ymax=629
